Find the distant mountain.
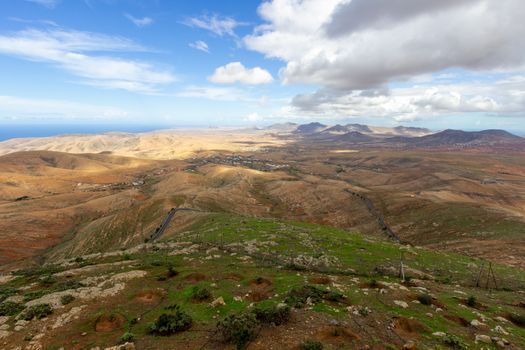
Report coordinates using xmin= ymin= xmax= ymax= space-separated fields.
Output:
xmin=320 ymin=124 xmax=349 ymax=135
xmin=389 ymin=129 xmax=523 ymax=148
xmin=345 ymin=123 xmax=372 ymax=133
xmin=266 ymin=122 xmax=298 ymax=132
xmin=294 ymin=122 xmax=328 ymax=134
xmin=335 ymin=131 xmax=374 ymax=142
xmin=393 ymin=126 xmax=431 ymax=136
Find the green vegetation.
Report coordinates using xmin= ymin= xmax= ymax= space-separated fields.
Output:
xmin=252 ymin=304 xmax=291 ymax=325
xmin=217 ymin=312 xmax=259 ymax=350
xmin=417 ymin=293 xmax=433 ymax=306
xmin=20 ymin=304 xmax=53 ymax=320
xmin=189 ymin=285 xmax=211 ymax=302
xmin=119 ymin=332 xmax=135 ymax=343
xmin=442 ymin=334 xmax=466 ymax=349
xmin=300 ymin=340 xmax=324 ymax=350
xmin=60 ymin=294 xmax=75 ymax=305
xmin=0 ymin=301 xmax=25 ymax=316
xmin=148 ymin=304 xmax=192 ymax=336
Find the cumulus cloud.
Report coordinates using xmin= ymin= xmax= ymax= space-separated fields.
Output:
xmin=290 ymin=76 xmax=525 ymax=121
xmin=0 ymin=28 xmax=175 ymax=93
xmin=208 ymin=62 xmax=273 ymax=85
xmin=189 ymin=40 xmax=209 ymax=53
xmin=245 ymin=0 xmax=525 ymax=90
xmin=182 ymin=14 xmax=243 ymax=37
xmin=125 ymin=14 xmax=153 ymax=27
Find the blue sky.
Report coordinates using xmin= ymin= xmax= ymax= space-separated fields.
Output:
xmin=0 ymin=0 xmax=524 ymax=132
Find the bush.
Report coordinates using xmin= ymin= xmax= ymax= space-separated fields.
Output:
xmin=300 ymin=340 xmax=323 ymax=350
xmin=285 ymin=285 xmax=325 ymax=308
xmin=417 ymin=294 xmax=433 ymax=306
xmin=442 ymin=334 xmax=466 ymax=349
xmin=507 ymin=313 xmax=525 ymax=327
xmin=23 ymin=290 xmax=48 ymax=302
xmin=167 ymin=266 xmax=178 ymax=278
xmin=217 ymin=312 xmax=259 ymax=349
xmin=0 ymin=287 xmax=18 ymax=303
xmin=119 ymin=332 xmax=135 ymax=343
xmin=53 ymin=280 xmax=84 ymax=292
xmin=39 ymin=275 xmax=56 ymax=286
xmin=20 ymin=304 xmax=53 ymax=320
xmin=60 ymin=294 xmax=75 ymax=305
xmin=325 ymin=291 xmax=344 ymax=302
xmin=190 ymin=286 xmax=211 ymax=302
xmin=148 ymin=305 xmax=192 ymax=336
xmin=369 ymin=279 xmax=379 ymax=288
xmin=252 ymin=304 xmax=291 ymax=326
xmin=466 ymin=295 xmax=477 ymax=307
xmin=0 ymin=301 xmax=25 ymax=316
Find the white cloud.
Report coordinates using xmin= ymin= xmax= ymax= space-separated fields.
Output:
xmin=0 ymin=28 xmax=175 ymax=93
xmin=245 ymin=0 xmax=525 ymax=90
xmin=125 ymin=14 xmax=153 ymax=27
xmin=208 ymin=62 xmax=273 ymax=85
xmin=189 ymin=40 xmax=209 ymax=53
xmin=289 ymin=76 xmax=525 ymax=121
xmin=182 ymin=14 xmax=243 ymax=37
xmin=0 ymin=95 xmax=129 ymax=120
xmin=244 ymin=112 xmax=264 ymax=122
xmin=176 ymin=86 xmax=246 ymax=101
xmin=25 ymin=0 xmax=59 ymax=8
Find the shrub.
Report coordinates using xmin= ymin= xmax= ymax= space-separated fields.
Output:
xmin=217 ymin=312 xmax=259 ymax=349
xmin=369 ymin=278 xmax=379 ymax=288
xmin=190 ymin=286 xmax=212 ymax=302
xmin=325 ymin=291 xmax=344 ymax=302
xmin=466 ymin=295 xmax=477 ymax=307
xmin=54 ymin=280 xmax=84 ymax=292
xmin=285 ymin=285 xmax=325 ymax=308
xmin=60 ymin=294 xmax=75 ymax=305
xmin=0 ymin=301 xmax=25 ymax=316
xmin=507 ymin=313 xmax=525 ymax=327
xmin=156 ymin=276 xmax=167 ymax=281
xmin=252 ymin=304 xmax=291 ymax=326
xmin=39 ymin=274 xmax=57 ymax=286
xmin=442 ymin=334 xmax=466 ymax=349
xmin=417 ymin=294 xmax=433 ymax=306
xmin=148 ymin=305 xmax=192 ymax=336
xmin=20 ymin=304 xmax=53 ymax=320
xmin=119 ymin=332 xmax=135 ymax=343
xmin=0 ymin=287 xmax=18 ymax=303
xmin=74 ymin=256 xmax=83 ymax=263
xmin=23 ymin=290 xmax=48 ymax=302
xmin=300 ymin=340 xmax=323 ymax=350
xmin=167 ymin=266 xmax=178 ymax=278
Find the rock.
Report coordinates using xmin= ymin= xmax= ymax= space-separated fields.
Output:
xmin=471 ymin=319 xmax=488 ymax=329
xmin=426 ymin=313 xmax=433 ymax=318
xmin=495 ymin=316 xmax=509 ymax=323
xmin=210 ymin=297 xmax=225 ymax=307
xmin=394 ymin=300 xmax=409 ymax=309
xmin=432 ymin=332 xmax=446 ymax=337
xmin=435 ymin=308 xmax=443 ymax=312
xmin=475 ymin=334 xmax=492 ymax=344
xmin=403 ymin=341 xmax=416 ymax=349
xmin=0 ymin=330 xmax=11 ymax=339
xmin=0 ymin=324 xmax=9 ymax=330
xmin=0 ymin=316 xmax=9 ymax=325
xmin=493 ymin=325 xmax=509 ymax=335
xmin=103 ymin=343 xmax=135 ymax=350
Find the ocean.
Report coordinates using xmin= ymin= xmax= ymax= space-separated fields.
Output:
xmin=0 ymin=124 xmax=173 ymax=142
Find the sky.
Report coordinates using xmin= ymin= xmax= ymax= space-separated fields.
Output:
xmin=0 ymin=0 xmax=524 ymax=132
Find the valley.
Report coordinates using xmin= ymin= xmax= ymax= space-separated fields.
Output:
xmin=0 ymin=124 xmax=524 ymax=349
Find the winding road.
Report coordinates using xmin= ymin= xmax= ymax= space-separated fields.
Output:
xmin=150 ymin=207 xmax=202 ymax=241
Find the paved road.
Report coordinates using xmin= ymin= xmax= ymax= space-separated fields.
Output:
xmin=150 ymin=207 xmax=202 ymax=241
